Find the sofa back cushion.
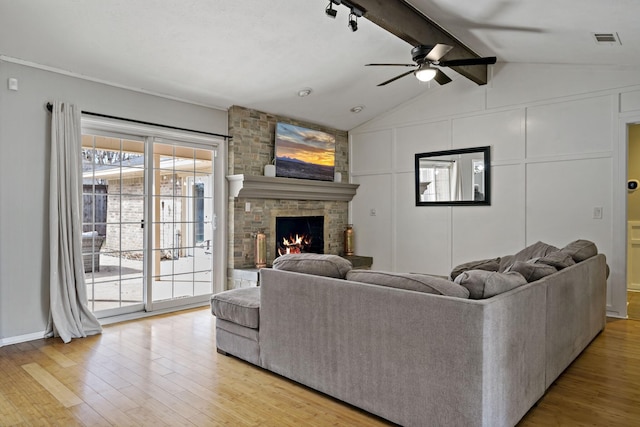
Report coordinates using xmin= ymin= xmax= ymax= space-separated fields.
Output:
xmin=454 ymin=270 xmax=527 ymax=299
xmin=346 ymin=270 xmax=470 ymax=298
xmin=272 ymin=253 xmax=353 ymax=279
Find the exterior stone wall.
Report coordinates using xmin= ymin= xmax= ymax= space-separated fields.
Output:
xmin=227 ymin=106 xmax=350 ymax=288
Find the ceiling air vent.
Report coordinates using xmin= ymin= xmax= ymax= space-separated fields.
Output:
xmin=593 ymin=32 xmax=621 ymax=44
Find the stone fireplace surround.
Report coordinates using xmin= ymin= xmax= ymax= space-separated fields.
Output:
xmin=227 ymin=106 xmax=351 ymax=289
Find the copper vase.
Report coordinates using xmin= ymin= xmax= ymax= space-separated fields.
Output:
xmin=343 ymin=224 xmax=354 ymax=256
xmin=255 ymin=230 xmax=267 ymax=268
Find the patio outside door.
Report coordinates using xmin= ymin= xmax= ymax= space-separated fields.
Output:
xmin=149 ymin=141 xmax=214 ymax=310
xmin=82 ymin=132 xmax=215 ymax=318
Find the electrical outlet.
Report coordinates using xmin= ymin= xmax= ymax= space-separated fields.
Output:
xmin=593 ymin=207 xmax=603 ymax=219
xmin=245 ymin=202 xmax=251 ymax=212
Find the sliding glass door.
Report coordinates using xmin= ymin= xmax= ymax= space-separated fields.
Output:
xmin=149 ymin=142 xmax=214 ymax=310
xmin=81 ymin=128 xmax=218 ymax=318
xmin=82 ymin=133 xmax=146 ymax=315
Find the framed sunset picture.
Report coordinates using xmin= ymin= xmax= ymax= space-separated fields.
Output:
xmin=274 ymin=122 xmax=336 ymax=181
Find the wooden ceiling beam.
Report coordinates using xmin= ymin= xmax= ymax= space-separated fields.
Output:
xmin=344 ymin=0 xmax=490 ymax=85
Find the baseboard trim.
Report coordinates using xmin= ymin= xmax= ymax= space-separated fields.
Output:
xmin=0 ymin=331 xmax=46 ymax=348
xmin=0 ymin=303 xmax=211 ymax=347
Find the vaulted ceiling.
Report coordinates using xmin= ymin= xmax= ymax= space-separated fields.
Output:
xmin=1 ymin=0 xmax=639 ymax=130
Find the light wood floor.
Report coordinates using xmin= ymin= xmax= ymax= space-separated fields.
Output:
xmin=1 ymin=309 xmax=639 ymax=426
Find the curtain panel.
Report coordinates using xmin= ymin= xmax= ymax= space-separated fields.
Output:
xmin=46 ymin=101 xmax=102 ymax=343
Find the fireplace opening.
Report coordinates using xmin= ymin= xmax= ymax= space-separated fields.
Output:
xmin=275 ymin=216 xmax=324 ymax=257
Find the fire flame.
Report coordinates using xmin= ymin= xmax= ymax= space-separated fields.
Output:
xmin=279 ymin=234 xmax=312 ymax=256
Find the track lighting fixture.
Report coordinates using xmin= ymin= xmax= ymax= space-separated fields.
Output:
xmin=325 ymin=1 xmax=337 ymax=18
xmin=324 ymin=1 xmax=363 ymax=32
xmin=348 ymin=12 xmax=358 ymax=32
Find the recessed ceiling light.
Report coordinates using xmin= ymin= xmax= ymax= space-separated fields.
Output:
xmin=297 ymin=88 xmax=313 ymax=97
xmin=350 ymin=105 xmax=364 ymax=113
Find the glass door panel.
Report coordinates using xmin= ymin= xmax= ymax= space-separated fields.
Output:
xmin=151 ymin=142 xmax=214 ymax=304
xmin=82 ymin=134 xmax=146 ymax=315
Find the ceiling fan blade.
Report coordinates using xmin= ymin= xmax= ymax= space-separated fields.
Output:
xmin=366 ymin=63 xmax=415 ymax=67
xmin=438 ymin=56 xmax=497 ymax=67
xmin=377 ymin=69 xmax=415 ymax=86
xmin=425 ymin=44 xmax=453 ymax=62
xmin=434 ymin=69 xmax=452 ymax=85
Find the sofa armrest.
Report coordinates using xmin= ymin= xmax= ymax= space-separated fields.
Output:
xmin=543 ymin=253 xmax=607 ymax=387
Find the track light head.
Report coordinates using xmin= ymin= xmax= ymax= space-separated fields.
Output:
xmin=325 ymin=2 xmax=337 ymax=18
xmin=348 ymin=13 xmax=358 ymax=32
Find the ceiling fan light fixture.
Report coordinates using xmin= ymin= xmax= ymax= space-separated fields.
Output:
xmin=414 ymin=64 xmax=437 ymax=82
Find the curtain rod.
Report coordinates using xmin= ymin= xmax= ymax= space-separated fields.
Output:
xmin=45 ymin=102 xmax=230 ymax=140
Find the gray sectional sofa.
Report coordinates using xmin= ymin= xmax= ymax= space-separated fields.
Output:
xmin=211 ymin=241 xmax=608 ymax=427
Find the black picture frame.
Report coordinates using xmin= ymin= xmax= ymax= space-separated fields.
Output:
xmin=415 ymin=146 xmax=491 ymax=206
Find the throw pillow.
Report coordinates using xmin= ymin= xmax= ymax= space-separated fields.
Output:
xmin=511 ymin=241 xmax=559 ymax=263
xmin=346 ymin=270 xmax=470 ymax=298
xmin=560 ymin=239 xmax=598 ymax=262
xmin=454 ymin=270 xmax=527 ymax=299
xmin=450 ymin=257 xmax=500 ymax=281
xmin=535 ymin=251 xmax=576 ymax=270
xmin=507 ymin=260 xmax=557 ymax=282
xmin=498 ymin=255 xmax=515 ymax=273
xmin=272 ymin=253 xmax=353 ymax=279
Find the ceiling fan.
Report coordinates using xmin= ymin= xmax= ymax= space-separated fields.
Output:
xmin=366 ymin=44 xmax=497 ymax=86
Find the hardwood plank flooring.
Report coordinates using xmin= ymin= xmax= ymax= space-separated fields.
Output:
xmin=1 ymin=308 xmax=639 ymax=426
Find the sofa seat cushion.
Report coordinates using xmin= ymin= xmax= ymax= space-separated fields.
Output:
xmin=454 ymin=270 xmax=527 ymax=299
xmin=561 ymin=239 xmax=598 ymax=262
xmin=211 ymin=287 xmax=260 ymax=329
xmin=346 ymin=270 xmax=470 ymax=298
xmin=273 ymin=253 xmax=353 ymax=279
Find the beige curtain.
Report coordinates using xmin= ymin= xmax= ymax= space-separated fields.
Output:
xmin=46 ymin=101 xmax=102 ymax=343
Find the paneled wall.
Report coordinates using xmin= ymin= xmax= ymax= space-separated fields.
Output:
xmin=350 ymin=62 xmax=640 ymax=317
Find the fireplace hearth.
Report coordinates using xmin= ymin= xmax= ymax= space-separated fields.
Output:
xmin=275 ymin=216 xmax=324 ymax=257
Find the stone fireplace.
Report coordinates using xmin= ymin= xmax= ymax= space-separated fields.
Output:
xmin=226 ymin=106 xmax=352 ymax=289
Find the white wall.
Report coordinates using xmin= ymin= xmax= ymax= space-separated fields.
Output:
xmin=350 ymin=62 xmax=640 ymax=317
xmin=0 ymin=60 xmax=228 ymax=344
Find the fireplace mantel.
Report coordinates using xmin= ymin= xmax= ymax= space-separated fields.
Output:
xmin=227 ymin=174 xmax=359 ymax=202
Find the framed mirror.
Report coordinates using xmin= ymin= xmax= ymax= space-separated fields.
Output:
xmin=415 ymin=146 xmax=491 ymax=206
